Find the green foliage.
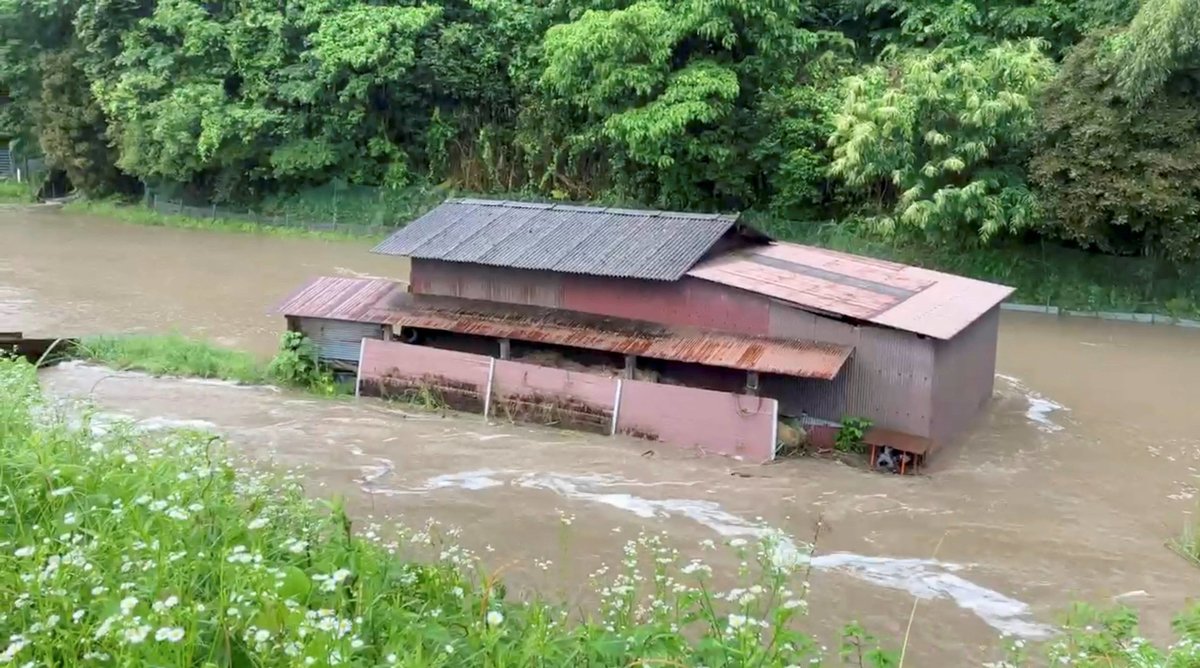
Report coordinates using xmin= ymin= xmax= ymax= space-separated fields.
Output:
xmin=0 ymin=0 xmax=1196 ymax=271
xmin=1117 ymin=0 xmax=1200 ymax=104
xmin=1030 ymin=34 xmax=1200 ymax=263
xmin=268 ymin=331 xmax=337 ymax=395
xmin=36 ymin=48 xmax=131 ymax=197
xmin=835 ymin=416 xmax=873 ymax=454
xmin=858 ymin=0 xmax=1136 ymax=55
xmin=829 ymin=42 xmax=1054 ymax=242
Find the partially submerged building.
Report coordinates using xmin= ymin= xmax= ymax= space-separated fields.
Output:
xmin=278 ymin=198 xmax=1013 ymax=464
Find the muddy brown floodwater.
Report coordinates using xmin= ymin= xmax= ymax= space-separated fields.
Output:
xmin=5 ymin=206 xmax=1200 ymax=665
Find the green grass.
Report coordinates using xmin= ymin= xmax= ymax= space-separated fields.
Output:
xmin=756 ymin=217 xmax=1200 ymax=319
xmin=0 ymin=179 xmax=35 ymax=203
xmin=1172 ymin=514 xmax=1200 ymax=567
xmin=62 ymin=199 xmax=388 ymax=241
xmin=76 ymin=334 xmax=271 ymax=385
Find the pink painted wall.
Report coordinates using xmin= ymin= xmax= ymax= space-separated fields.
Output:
xmin=358 ymin=339 xmax=490 ymax=410
xmin=358 ymin=339 xmax=778 ymax=462
xmin=491 ymin=360 xmax=617 ymax=433
xmin=617 ymin=380 xmax=778 ymax=462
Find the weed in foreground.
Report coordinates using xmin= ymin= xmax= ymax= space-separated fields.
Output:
xmin=5 ymin=356 xmax=1200 ymax=666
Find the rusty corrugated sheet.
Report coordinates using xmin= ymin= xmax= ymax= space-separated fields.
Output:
xmin=688 ymin=242 xmax=1014 ymax=340
xmin=368 ymin=295 xmax=852 ymax=380
xmin=373 ymin=198 xmax=770 ymax=281
xmin=274 ymin=277 xmax=405 ymax=324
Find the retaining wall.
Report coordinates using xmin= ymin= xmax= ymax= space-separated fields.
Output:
xmin=358 ymin=339 xmax=778 ymax=461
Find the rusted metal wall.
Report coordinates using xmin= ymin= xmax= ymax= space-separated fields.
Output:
xmin=930 ymin=304 xmax=1000 ymax=451
xmin=410 ymin=259 xmax=770 ymax=334
xmin=766 ymin=302 xmax=934 ymax=438
xmin=410 ymin=259 xmax=564 ymax=307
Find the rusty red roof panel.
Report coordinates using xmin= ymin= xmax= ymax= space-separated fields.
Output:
xmin=365 ymin=294 xmax=853 ymax=379
xmin=274 ymin=277 xmax=406 ymax=324
xmin=687 ymin=242 xmax=1014 ymax=339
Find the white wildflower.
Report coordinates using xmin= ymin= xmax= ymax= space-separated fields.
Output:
xmin=123 ymin=625 xmax=151 ymax=645
xmin=728 ymin=538 xmax=748 ymax=548
xmin=486 ymin=610 xmax=504 ymax=627
xmin=728 ymin=614 xmax=748 ymax=629
xmin=247 ymin=517 xmax=269 ymax=530
xmin=444 ymin=644 xmax=454 ymax=654
xmin=119 ymin=596 xmax=138 ymax=615
xmin=50 ymin=486 xmax=74 ymax=497
xmin=155 ymin=627 xmax=185 ymax=643
xmin=253 ymin=629 xmax=270 ymax=643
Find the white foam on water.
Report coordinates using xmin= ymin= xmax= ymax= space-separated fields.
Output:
xmin=996 ymin=374 xmax=1068 ymax=432
xmin=811 ymin=553 xmax=1053 ymax=639
xmin=417 ymin=469 xmax=1053 ymax=639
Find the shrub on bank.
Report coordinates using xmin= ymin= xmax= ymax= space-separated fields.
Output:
xmin=4 ymin=356 xmax=1199 ymax=667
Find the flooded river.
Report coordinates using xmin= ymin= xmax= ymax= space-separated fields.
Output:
xmin=4 ymin=206 xmax=1200 ymax=664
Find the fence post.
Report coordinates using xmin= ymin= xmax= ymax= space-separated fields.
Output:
xmin=482 ymin=357 xmax=496 ymax=421
xmin=609 ymin=379 xmax=624 ymax=436
xmin=355 ymin=338 xmax=366 ymax=398
xmin=211 ymin=203 xmax=217 ymax=220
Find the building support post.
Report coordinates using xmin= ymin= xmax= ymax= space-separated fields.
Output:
xmin=746 ymin=371 xmax=760 ymax=395
xmin=498 ymin=338 xmax=511 ymax=360
xmin=623 ymin=354 xmax=637 ymax=379
xmin=483 ymin=357 xmax=496 ymax=421
xmin=610 ymin=379 xmax=624 ymax=436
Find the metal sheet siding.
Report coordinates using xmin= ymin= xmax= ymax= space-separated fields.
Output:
xmin=410 ymin=260 xmax=565 ymax=307
xmin=298 ymin=318 xmax=384 ymax=363
xmin=767 ymin=302 xmax=934 ymax=438
xmin=411 ymin=260 xmax=771 ymax=335
xmin=930 ymin=305 xmax=1000 ymax=451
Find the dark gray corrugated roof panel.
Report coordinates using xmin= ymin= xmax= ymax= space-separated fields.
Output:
xmin=372 ymin=198 xmax=763 ymax=281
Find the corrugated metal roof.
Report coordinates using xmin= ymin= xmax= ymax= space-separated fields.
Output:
xmin=274 ymin=277 xmax=405 ymax=323
xmin=372 ymin=198 xmax=768 ymax=281
xmin=687 ymin=242 xmax=1014 ymax=340
xmin=363 ymin=293 xmax=852 ymax=380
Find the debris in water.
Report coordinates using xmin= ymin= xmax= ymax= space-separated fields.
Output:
xmin=996 ymin=374 xmax=1068 ymax=432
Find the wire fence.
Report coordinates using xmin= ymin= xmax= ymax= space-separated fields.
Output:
xmin=145 ymin=182 xmax=447 ymax=236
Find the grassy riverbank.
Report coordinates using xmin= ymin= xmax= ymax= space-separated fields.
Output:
xmin=62 ymin=200 xmax=386 ymax=242
xmin=78 ymin=335 xmax=271 ymax=384
xmin=0 ymin=180 xmax=35 ymax=203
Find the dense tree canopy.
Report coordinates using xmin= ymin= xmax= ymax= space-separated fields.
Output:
xmin=2 ymin=0 xmax=1198 ymax=264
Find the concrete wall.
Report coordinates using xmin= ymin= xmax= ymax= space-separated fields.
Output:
xmin=765 ymin=302 xmax=935 ymax=439
xmin=357 ymin=340 xmax=778 ymax=460
xmin=930 ymin=305 xmax=1001 ymax=451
